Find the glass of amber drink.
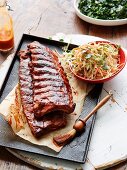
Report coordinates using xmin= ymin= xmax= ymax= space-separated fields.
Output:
xmin=0 ymin=1 xmax=14 ymax=52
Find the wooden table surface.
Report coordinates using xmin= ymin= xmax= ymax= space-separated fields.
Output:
xmin=0 ymin=0 xmax=127 ymax=169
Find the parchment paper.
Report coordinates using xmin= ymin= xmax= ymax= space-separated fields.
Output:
xmin=0 ymin=57 xmax=91 ymax=152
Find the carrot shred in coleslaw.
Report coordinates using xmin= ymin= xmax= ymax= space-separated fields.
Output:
xmin=64 ymin=42 xmax=121 ymax=80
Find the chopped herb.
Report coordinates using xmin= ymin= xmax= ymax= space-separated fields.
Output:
xmin=85 ymin=53 xmax=92 ymax=59
xmin=62 ymin=42 xmax=70 ymax=53
xmin=59 ymin=38 xmax=64 ymax=42
xmin=103 ymin=63 xmax=109 ymax=70
xmin=48 ymin=36 xmax=52 ymax=40
xmin=78 ymin=0 xmax=127 ymax=20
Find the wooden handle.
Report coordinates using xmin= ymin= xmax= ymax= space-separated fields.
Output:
xmin=73 ymin=93 xmax=113 ymax=131
xmin=83 ymin=92 xmax=112 ymax=123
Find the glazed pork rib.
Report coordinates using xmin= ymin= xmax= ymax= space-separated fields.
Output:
xmin=28 ymin=41 xmax=75 ymax=118
xmin=19 ymin=51 xmax=66 ymax=137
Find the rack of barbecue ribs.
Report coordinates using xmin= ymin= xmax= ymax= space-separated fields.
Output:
xmin=18 ymin=42 xmax=75 ymax=138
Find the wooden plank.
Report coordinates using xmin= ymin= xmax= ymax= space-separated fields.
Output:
xmin=0 ymin=146 xmax=40 ymax=170
xmin=89 ymin=25 xmax=113 ymax=41
xmin=0 ymin=0 xmax=89 ymax=63
xmin=113 ymin=26 xmax=127 ymax=49
xmin=8 ymin=0 xmax=89 ymax=45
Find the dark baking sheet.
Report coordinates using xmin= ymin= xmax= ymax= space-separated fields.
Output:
xmin=0 ymin=34 xmax=103 ymax=163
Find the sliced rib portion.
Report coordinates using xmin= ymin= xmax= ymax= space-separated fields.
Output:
xmin=28 ymin=41 xmax=75 ymax=118
xmin=19 ymin=51 xmax=66 ymax=137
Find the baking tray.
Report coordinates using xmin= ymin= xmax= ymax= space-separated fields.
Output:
xmin=0 ymin=34 xmax=103 ymax=163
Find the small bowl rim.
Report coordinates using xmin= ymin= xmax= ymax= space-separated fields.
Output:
xmin=70 ymin=41 xmax=127 ymax=83
xmin=74 ymin=0 xmax=127 ymax=25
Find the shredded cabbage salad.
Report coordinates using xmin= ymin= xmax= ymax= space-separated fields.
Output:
xmin=64 ymin=42 xmax=121 ymax=80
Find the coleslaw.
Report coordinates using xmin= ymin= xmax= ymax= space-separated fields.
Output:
xmin=64 ymin=42 xmax=121 ymax=80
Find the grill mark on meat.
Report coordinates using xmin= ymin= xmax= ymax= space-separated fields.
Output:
xmin=33 ymin=75 xmax=62 ymax=82
xmin=21 ymin=96 xmax=33 ymax=104
xmin=33 ymin=112 xmax=66 ymax=130
xmin=34 ymin=81 xmax=64 ymax=88
xmin=28 ymin=41 xmax=75 ymax=118
xmin=33 ymin=67 xmax=58 ymax=74
xmin=19 ymin=50 xmax=35 ymax=113
xmin=20 ymin=88 xmax=33 ymax=96
xmin=31 ymin=54 xmax=52 ymax=62
xmin=32 ymin=60 xmax=55 ymax=68
xmin=34 ymin=92 xmax=68 ymax=102
xmin=50 ymin=50 xmax=75 ymax=111
xmin=35 ymin=98 xmax=69 ymax=105
xmin=28 ymin=41 xmax=43 ymax=49
xmin=34 ymin=104 xmax=74 ymax=118
xmin=19 ymin=75 xmax=32 ymax=82
xmin=18 ymin=50 xmax=67 ymax=138
xmin=19 ymin=80 xmax=33 ymax=89
xmin=33 ymin=74 xmax=60 ymax=81
xmin=34 ymin=86 xmax=63 ymax=94
xmin=30 ymin=48 xmax=45 ymax=54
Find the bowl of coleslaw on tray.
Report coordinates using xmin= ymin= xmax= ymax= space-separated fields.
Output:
xmin=64 ymin=41 xmax=127 ymax=83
